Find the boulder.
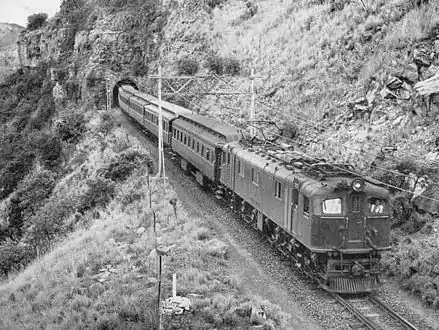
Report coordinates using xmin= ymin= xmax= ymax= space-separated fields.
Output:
xmin=386 ymin=76 xmax=403 ymax=90
xmin=413 ymin=48 xmax=431 ymax=67
xmin=401 ymin=63 xmax=419 ymax=83
xmin=421 ymin=65 xmax=438 ymax=80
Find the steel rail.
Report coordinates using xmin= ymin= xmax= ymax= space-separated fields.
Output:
xmin=368 ymin=296 xmax=419 ymax=330
xmin=327 ymin=292 xmax=380 ymax=330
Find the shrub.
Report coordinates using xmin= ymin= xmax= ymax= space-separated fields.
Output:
xmin=26 ymin=13 xmax=48 ymax=30
xmin=86 ymin=73 xmax=102 ymax=88
xmin=77 ymin=177 xmax=116 ymax=214
xmin=205 ymin=0 xmax=227 ymax=9
xmin=28 ymin=132 xmax=63 ymax=169
xmin=98 ymin=148 xmax=154 ymax=182
xmin=205 ymin=54 xmax=224 ymax=75
xmin=24 ymin=197 xmax=76 ymax=249
xmin=205 ymin=55 xmax=240 ymax=76
xmin=177 ymin=58 xmax=200 ymax=75
xmin=54 ymin=112 xmax=86 ymax=144
xmin=2 ymin=170 xmax=57 ymax=240
xmin=0 ymin=151 xmax=35 ymax=200
xmin=97 ymin=112 xmax=115 ymax=136
xmin=0 ymin=240 xmax=35 ymax=277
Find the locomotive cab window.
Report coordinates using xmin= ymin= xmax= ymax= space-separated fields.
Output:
xmin=274 ymin=181 xmax=283 ymax=199
xmin=322 ymin=198 xmax=342 ymax=214
xmin=368 ymin=198 xmax=387 ymax=214
xmin=303 ymin=196 xmax=310 ymax=215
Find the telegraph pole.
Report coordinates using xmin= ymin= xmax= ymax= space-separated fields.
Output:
xmin=250 ymin=64 xmax=256 ymax=136
xmin=106 ymin=77 xmax=111 ymax=111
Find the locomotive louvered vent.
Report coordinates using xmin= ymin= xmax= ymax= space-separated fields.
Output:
xmin=241 ymin=136 xmax=360 ymax=179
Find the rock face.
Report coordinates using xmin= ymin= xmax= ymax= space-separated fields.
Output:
xmin=0 ymin=22 xmax=24 ymax=82
xmin=17 ymin=3 xmax=163 ymax=105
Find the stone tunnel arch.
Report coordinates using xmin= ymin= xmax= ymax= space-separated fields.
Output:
xmin=112 ymin=78 xmax=138 ymax=107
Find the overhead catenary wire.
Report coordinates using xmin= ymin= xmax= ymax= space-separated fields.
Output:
xmin=215 ymin=73 xmax=439 ymax=168
xmin=151 ymin=70 xmax=439 ymax=204
xmin=247 ymin=123 xmax=439 ymax=205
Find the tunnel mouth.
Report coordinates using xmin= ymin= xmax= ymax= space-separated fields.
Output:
xmin=112 ymin=78 xmax=138 ymax=107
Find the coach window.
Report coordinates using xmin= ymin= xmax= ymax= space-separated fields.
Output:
xmin=201 ymin=145 xmax=204 ymax=157
xmin=206 ymin=149 xmax=211 ymax=162
xmin=274 ymin=181 xmax=283 ymax=199
xmin=197 ymin=142 xmax=200 ymax=153
xmin=303 ymin=196 xmax=310 ymax=215
xmin=184 ymin=135 xmax=187 ymax=145
xmin=192 ymin=139 xmax=195 ymax=149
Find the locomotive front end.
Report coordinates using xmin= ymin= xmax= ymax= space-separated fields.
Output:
xmin=311 ymin=176 xmax=391 ymax=293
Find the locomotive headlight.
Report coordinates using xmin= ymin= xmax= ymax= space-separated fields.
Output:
xmin=351 ymin=177 xmax=365 ymax=192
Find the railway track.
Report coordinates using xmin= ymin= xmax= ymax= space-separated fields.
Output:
xmin=327 ymin=292 xmax=419 ymax=330
xmin=121 ymin=111 xmax=426 ymax=330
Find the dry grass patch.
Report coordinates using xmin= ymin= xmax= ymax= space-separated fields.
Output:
xmin=0 ymin=108 xmax=288 ymax=329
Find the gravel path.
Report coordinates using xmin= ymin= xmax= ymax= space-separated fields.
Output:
xmin=118 ymin=110 xmax=439 ymax=330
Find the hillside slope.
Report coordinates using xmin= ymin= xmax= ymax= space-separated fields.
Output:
xmin=8 ymin=0 xmax=439 ymax=315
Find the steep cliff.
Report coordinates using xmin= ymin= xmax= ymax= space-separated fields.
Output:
xmin=0 ymin=23 xmax=24 ymax=82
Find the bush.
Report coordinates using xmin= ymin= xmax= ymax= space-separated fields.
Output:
xmin=24 ymin=197 xmax=76 ymax=249
xmin=98 ymin=148 xmax=154 ymax=182
xmin=205 ymin=0 xmax=227 ymax=9
xmin=28 ymin=132 xmax=63 ymax=168
xmin=2 ymin=170 xmax=57 ymax=241
xmin=77 ymin=177 xmax=116 ymax=213
xmin=0 ymin=151 xmax=35 ymax=201
xmin=26 ymin=13 xmax=48 ymax=30
xmin=54 ymin=112 xmax=86 ymax=143
xmin=205 ymin=55 xmax=240 ymax=76
xmin=177 ymin=58 xmax=200 ymax=75
xmin=97 ymin=112 xmax=115 ymax=136
xmin=0 ymin=240 xmax=35 ymax=277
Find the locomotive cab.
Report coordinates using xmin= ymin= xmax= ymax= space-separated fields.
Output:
xmin=308 ymin=177 xmax=391 ymax=293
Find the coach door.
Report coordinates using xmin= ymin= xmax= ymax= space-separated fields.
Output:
xmin=214 ymin=148 xmax=222 ymax=183
xmin=347 ymin=194 xmax=365 ymax=248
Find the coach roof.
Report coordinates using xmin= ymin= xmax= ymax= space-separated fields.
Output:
xmin=175 ymin=113 xmax=241 ymax=144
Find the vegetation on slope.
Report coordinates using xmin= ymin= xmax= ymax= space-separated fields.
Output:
xmin=0 ymin=105 xmax=287 ymax=329
xmin=143 ymin=0 xmax=439 ymax=309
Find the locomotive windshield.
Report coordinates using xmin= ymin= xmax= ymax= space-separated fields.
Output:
xmin=368 ymin=197 xmax=387 ymax=214
xmin=322 ymin=198 xmax=342 ymax=214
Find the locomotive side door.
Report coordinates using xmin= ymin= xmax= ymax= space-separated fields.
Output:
xmin=290 ymin=187 xmax=299 ymax=236
xmin=347 ymin=194 xmax=366 ymax=248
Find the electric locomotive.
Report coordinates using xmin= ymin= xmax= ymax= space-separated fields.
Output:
xmin=117 ymin=84 xmax=391 ymax=293
xmin=220 ymin=140 xmax=391 ymax=293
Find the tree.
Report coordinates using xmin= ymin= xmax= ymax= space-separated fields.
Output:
xmin=26 ymin=13 xmax=48 ymax=30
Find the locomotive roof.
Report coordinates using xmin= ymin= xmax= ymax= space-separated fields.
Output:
xmin=177 ymin=113 xmax=241 ymax=143
xmin=226 ymin=141 xmax=389 ymax=198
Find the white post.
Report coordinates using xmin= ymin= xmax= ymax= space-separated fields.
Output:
xmin=106 ymin=78 xmax=111 ymax=110
xmin=250 ymin=64 xmax=256 ymax=136
xmin=157 ymin=64 xmax=165 ymax=182
xmin=172 ymin=273 xmax=177 ymax=298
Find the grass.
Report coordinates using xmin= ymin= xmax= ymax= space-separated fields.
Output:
xmin=0 ymin=107 xmax=288 ymax=329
